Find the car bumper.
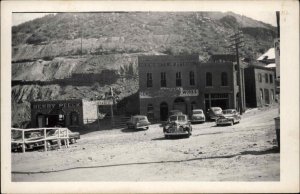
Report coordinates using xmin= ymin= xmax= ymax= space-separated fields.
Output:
xmin=216 ymin=119 xmax=232 ymax=125
xmin=164 ymin=131 xmax=189 ymax=136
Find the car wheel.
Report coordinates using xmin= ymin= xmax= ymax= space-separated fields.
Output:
xmin=46 ymin=141 xmax=51 ymax=149
xmin=165 ymin=135 xmax=169 ymax=139
xmin=146 ymin=126 xmax=149 ymax=130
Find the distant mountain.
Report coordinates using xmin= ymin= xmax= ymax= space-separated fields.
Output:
xmin=11 ymin=12 xmax=277 ymax=127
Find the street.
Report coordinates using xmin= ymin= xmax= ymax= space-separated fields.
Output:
xmin=12 ymin=105 xmax=279 ymax=181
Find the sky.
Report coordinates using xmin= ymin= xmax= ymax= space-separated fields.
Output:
xmin=12 ymin=12 xmax=277 ymax=26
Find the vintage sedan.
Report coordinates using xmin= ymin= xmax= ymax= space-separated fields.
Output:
xmin=126 ymin=115 xmax=150 ymax=130
xmin=163 ymin=114 xmax=192 ymax=138
xmin=216 ymin=109 xmax=241 ymax=126
xmin=46 ymin=128 xmax=80 ymax=144
xmin=11 ymin=130 xmax=44 ymax=152
xmin=190 ymin=109 xmax=206 ymax=123
xmin=207 ymin=107 xmax=223 ymax=121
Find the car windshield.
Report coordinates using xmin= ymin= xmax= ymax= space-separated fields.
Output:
xmin=178 ymin=115 xmax=186 ymax=121
xmin=133 ymin=117 xmax=147 ymax=122
xmin=193 ymin=110 xmax=203 ymax=114
xmin=223 ymin=110 xmax=235 ymax=114
xmin=169 ymin=115 xmax=186 ymax=122
xmin=212 ymin=107 xmax=222 ymax=113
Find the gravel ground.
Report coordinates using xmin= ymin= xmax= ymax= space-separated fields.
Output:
xmin=11 ymin=105 xmax=279 ymax=181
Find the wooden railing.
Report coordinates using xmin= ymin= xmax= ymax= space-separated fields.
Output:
xmin=11 ymin=128 xmax=70 ymax=153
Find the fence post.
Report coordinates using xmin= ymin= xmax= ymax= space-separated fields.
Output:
xmin=66 ymin=128 xmax=69 ymax=148
xmin=44 ymin=128 xmax=47 ymax=151
xmin=58 ymin=128 xmax=61 ymax=149
xmin=22 ymin=129 xmax=25 ymax=153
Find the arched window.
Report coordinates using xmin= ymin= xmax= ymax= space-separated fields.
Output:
xmin=221 ymin=72 xmax=228 ymax=86
xmin=258 ymin=73 xmax=262 ymax=82
xmin=260 ymin=89 xmax=264 ymax=101
xmin=206 ymin=72 xmax=212 ymax=86
xmin=147 ymin=73 xmax=152 ymax=87
xmin=189 ymin=71 xmax=195 ymax=86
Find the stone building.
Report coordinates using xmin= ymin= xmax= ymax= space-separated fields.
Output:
xmin=138 ymin=55 xmax=246 ymax=121
xmin=244 ymin=65 xmax=276 ymax=107
xmin=31 ymin=99 xmax=112 ymax=128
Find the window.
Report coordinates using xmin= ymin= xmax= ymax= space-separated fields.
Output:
xmin=176 ymin=72 xmax=182 ymax=87
xmin=191 ymin=101 xmax=197 ymax=111
xmin=265 ymin=73 xmax=269 ymax=83
xmin=221 ymin=72 xmax=228 ymax=86
xmin=206 ymin=72 xmax=212 ymax=86
xmin=258 ymin=73 xmax=262 ymax=82
xmin=147 ymin=73 xmax=152 ymax=87
xmin=161 ymin=72 xmax=166 ymax=87
xmin=271 ymin=89 xmax=274 ymax=101
xmin=269 ymin=74 xmax=273 ymax=83
xmin=189 ymin=71 xmax=195 ymax=86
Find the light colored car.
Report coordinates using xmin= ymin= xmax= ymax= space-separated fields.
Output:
xmin=216 ymin=109 xmax=241 ymax=126
xmin=191 ymin=109 xmax=206 ymax=123
xmin=126 ymin=115 xmax=150 ymax=130
xmin=163 ymin=114 xmax=192 ymax=138
xmin=207 ymin=107 xmax=223 ymax=120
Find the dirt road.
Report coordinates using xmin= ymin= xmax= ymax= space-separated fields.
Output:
xmin=12 ymin=105 xmax=279 ymax=181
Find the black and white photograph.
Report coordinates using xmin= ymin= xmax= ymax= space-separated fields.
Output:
xmin=1 ymin=0 xmax=299 ymax=193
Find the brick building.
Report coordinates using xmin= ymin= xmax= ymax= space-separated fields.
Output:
xmin=244 ymin=65 xmax=276 ymax=107
xmin=31 ymin=99 xmax=112 ymax=128
xmin=138 ymin=55 xmax=246 ymax=121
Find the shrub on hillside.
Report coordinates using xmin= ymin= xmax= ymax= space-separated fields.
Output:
xmin=26 ymin=33 xmax=48 ymax=45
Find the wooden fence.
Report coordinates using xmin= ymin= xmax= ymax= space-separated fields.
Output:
xmin=11 ymin=127 xmax=70 ymax=153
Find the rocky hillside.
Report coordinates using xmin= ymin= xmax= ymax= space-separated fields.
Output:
xmin=11 ymin=12 xmax=277 ymax=127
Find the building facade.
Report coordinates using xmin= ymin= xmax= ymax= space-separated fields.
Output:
xmin=138 ymin=55 xmax=246 ymax=121
xmin=31 ymin=99 xmax=112 ymax=128
xmin=244 ymin=66 xmax=276 ymax=107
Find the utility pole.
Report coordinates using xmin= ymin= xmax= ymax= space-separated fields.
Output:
xmin=228 ymin=30 xmax=244 ymax=115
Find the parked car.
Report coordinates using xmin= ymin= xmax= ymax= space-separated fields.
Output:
xmin=46 ymin=128 xmax=80 ymax=145
xmin=163 ymin=114 xmax=192 ymax=138
xmin=11 ymin=130 xmax=44 ymax=152
xmin=216 ymin=109 xmax=241 ymax=126
xmin=190 ymin=109 xmax=206 ymax=123
xmin=207 ymin=107 xmax=223 ymax=120
xmin=169 ymin=110 xmax=183 ymax=116
xmin=126 ymin=115 xmax=150 ymax=130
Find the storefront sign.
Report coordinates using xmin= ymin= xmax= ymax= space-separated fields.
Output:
xmin=32 ymin=102 xmax=82 ymax=110
xmin=140 ymin=88 xmax=199 ymax=98
xmin=97 ymin=100 xmax=113 ymax=105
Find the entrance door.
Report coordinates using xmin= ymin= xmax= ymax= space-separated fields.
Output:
xmin=37 ymin=115 xmax=44 ymax=128
xmin=264 ymin=89 xmax=270 ymax=104
xmin=173 ymin=98 xmax=187 ymax=114
xmin=160 ymin=102 xmax=168 ymax=121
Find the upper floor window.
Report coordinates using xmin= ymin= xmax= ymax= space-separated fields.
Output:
xmin=161 ymin=72 xmax=166 ymax=87
xmin=269 ymin=74 xmax=273 ymax=83
xmin=189 ymin=71 xmax=195 ymax=86
xmin=147 ymin=73 xmax=152 ymax=87
xmin=176 ymin=72 xmax=182 ymax=87
xmin=258 ymin=73 xmax=262 ymax=82
xmin=221 ymin=72 xmax=228 ymax=86
xmin=206 ymin=72 xmax=212 ymax=87
xmin=265 ymin=73 xmax=269 ymax=83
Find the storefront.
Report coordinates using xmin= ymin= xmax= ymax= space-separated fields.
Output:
xmin=31 ymin=99 xmax=112 ymax=128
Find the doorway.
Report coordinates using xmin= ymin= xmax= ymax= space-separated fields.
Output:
xmin=160 ymin=102 xmax=168 ymax=121
xmin=173 ymin=97 xmax=187 ymax=114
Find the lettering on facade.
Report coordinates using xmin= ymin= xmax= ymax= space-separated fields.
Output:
xmin=140 ymin=88 xmax=199 ymax=98
xmin=33 ymin=102 xmax=82 ymax=110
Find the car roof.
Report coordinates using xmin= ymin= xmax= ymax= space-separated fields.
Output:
xmin=132 ymin=115 xmax=147 ymax=118
xmin=193 ymin=109 xmax=203 ymax=111
xmin=223 ymin=109 xmax=236 ymax=111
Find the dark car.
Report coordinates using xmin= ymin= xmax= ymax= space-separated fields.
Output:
xmin=216 ymin=109 xmax=241 ymax=126
xmin=207 ymin=107 xmax=223 ymax=120
xmin=163 ymin=114 xmax=192 ymax=138
xmin=126 ymin=115 xmax=150 ymax=130
xmin=11 ymin=130 xmax=44 ymax=152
